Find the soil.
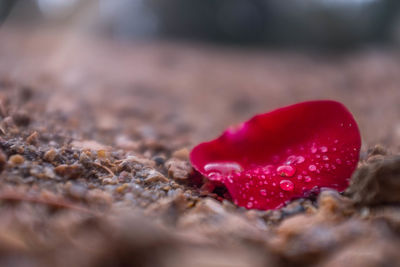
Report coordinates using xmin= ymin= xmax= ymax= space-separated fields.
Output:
xmin=0 ymin=27 xmax=400 ymax=267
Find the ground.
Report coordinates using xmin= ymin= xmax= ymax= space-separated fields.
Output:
xmin=0 ymin=27 xmax=400 ymax=267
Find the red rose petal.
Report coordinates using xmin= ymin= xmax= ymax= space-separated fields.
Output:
xmin=190 ymin=100 xmax=361 ymax=210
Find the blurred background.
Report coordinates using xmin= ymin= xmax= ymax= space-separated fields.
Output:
xmin=0 ymin=0 xmax=400 ymax=151
xmin=2 ymin=0 xmax=400 ymax=47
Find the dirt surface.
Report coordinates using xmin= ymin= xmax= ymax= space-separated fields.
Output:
xmin=0 ymin=27 xmax=400 ymax=267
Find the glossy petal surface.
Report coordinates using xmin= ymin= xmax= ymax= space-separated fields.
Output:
xmin=190 ymin=100 xmax=361 ymax=210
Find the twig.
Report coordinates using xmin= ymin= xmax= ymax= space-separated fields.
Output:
xmin=92 ymin=162 xmax=115 ymax=177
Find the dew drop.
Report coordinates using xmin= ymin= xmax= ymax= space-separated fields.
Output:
xmin=249 ymin=196 xmax=254 ymax=201
xmin=311 ymin=146 xmax=317 ymax=154
xmin=280 ymin=180 xmax=294 ymax=191
xmin=320 ymin=146 xmax=328 ymax=153
xmin=277 ymin=165 xmax=296 ymax=177
xmin=272 ymin=182 xmax=277 ymax=187
xmin=204 ymin=162 xmax=243 ymax=174
xmin=336 ymin=158 xmax=342 ymax=164
xmin=260 ymin=189 xmax=267 ymax=196
xmin=262 ymin=165 xmax=274 ymax=175
xmin=286 ymin=155 xmax=297 ymax=164
xmin=246 ymin=202 xmax=253 ymax=209
xmin=334 ymin=139 xmax=339 ymax=144
xmin=316 ymin=154 xmax=321 ymax=159
xmin=305 ymin=176 xmax=312 ymax=182
xmin=297 ymin=175 xmax=303 ymax=180
xmin=296 ymin=156 xmax=305 ymax=164
xmin=279 ymin=192 xmax=284 ymax=198
xmin=324 ymin=163 xmax=330 ymax=168
xmin=308 ymin=165 xmax=317 ymax=172
xmin=208 ymin=172 xmax=222 ymax=181
xmin=322 ymin=155 xmax=329 ymax=161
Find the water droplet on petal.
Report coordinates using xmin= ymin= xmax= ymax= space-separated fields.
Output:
xmin=334 ymin=139 xmax=339 ymax=144
xmin=296 ymin=156 xmax=305 ymax=164
xmin=336 ymin=158 xmax=342 ymax=164
xmin=305 ymin=176 xmax=312 ymax=182
xmin=208 ymin=172 xmax=222 ymax=181
xmin=286 ymin=155 xmax=296 ymax=164
xmin=320 ymin=146 xmax=328 ymax=153
xmin=260 ymin=189 xmax=267 ymax=196
xmin=262 ymin=165 xmax=274 ymax=175
xmin=246 ymin=202 xmax=253 ymax=208
xmin=272 ymin=182 xmax=277 ymax=187
xmin=308 ymin=165 xmax=317 ymax=172
xmin=322 ymin=155 xmax=329 ymax=161
xmin=204 ymin=162 xmax=243 ymax=174
xmin=280 ymin=180 xmax=294 ymax=191
xmin=277 ymin=165 xmax=296 ymax=177
xmin=311 ymin=146 xmax=317 ymax=154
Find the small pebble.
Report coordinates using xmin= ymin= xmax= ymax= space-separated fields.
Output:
xmin=12 ymin=111 xmax=31 ymax=127
xmin=9 ymin=154 xmax=25 ymax=165
xmin=26 ymin=131 xmax=38 ymax=145
xmin=172 ymin=148 xmax=190 ymax=160
xmin=44 ymin=149 xmax=57 ymax=162
xmin=0 ymin=150 xmax=6 ymax=172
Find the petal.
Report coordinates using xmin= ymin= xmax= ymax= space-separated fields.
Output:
xmin=190 ymin=100 xmax=361 ymax=210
